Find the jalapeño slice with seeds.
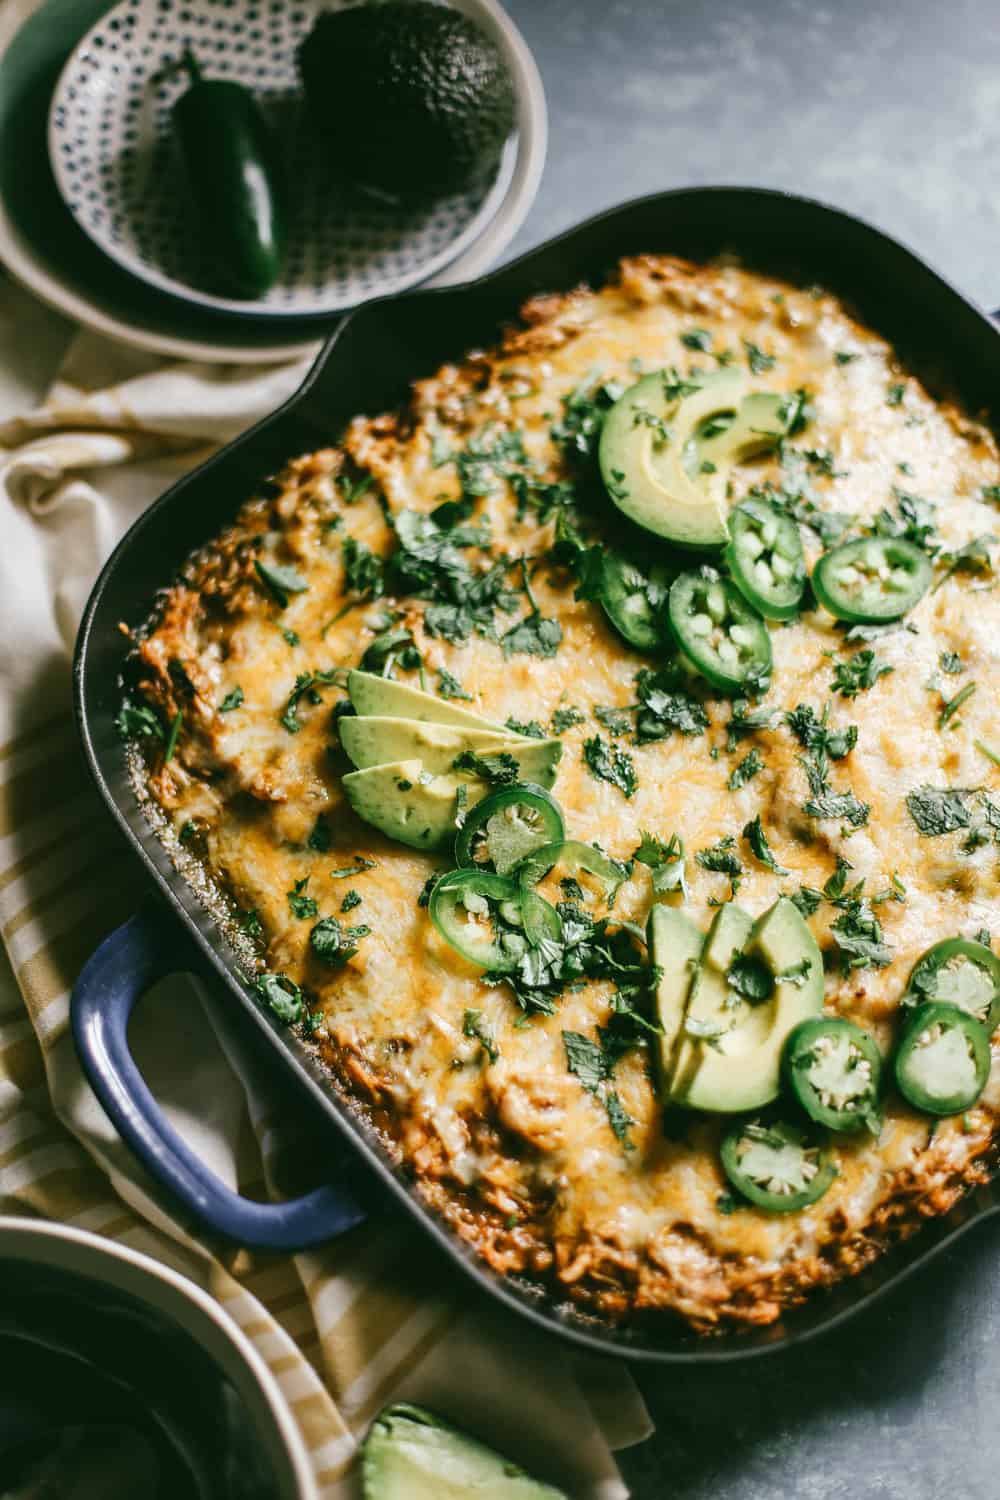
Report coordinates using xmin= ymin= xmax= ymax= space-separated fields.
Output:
xmin=720 ymin=1118 xmax=837 ymax=1214
xmin=812 ymin=536 xmax=932 ymax=623
xmin=894 ymin=1002 xmax=991 ymax=1116
xmin=666 ymin=569 xmax=772 ymax=694
xmin=429 ymin=869 xmax=561 ymax=971
xmin=453 ymin=783 xmax=565 ymax=876
xmin=904 ymin=937 xmax=1000 ymax=1034
xmin=783 ymin=1017 xmax=882 ymax=1133
xmin=592 ymin=552 xmax=671 ymax=653
xmin=725 ymin=498 xmax=806 ymax=621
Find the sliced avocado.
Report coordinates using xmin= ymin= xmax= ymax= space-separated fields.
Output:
xmin=699 ymin=391 xmax=789 ymax=467
xmin=677 ymin=897 xmax=825 ymax=1114
xmin=598 ymin=371 xmax=743 ymax=548
xmin=342 ymin=759 xmax=487 ymax=851
xmin=668 ymin=902 xmax=755 ymax=1102
xmin=340 ymin=716 xmax=535 ymax=774
xmin=648 ymin=905 xmax=704 ymax=1089
xmin=347 ymin=670 xmax=509 ymax=735
xmin=362 ymin=1403 xmax=566 ymax=1500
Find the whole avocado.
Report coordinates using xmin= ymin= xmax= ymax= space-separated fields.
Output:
xmin=298 ymin=2 xmax=516 ymax=199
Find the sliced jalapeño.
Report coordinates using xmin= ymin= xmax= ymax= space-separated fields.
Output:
xmin=667 ymin=568 xmax=772 ymax=694
xmin=812 ymin=536 xmax=931 ymax=623
xmin=725 ymin=498 xmax=806 ymax=621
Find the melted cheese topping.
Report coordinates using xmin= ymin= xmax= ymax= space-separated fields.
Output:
xmin=136 ymin=257 xmax=1000 ymax=1332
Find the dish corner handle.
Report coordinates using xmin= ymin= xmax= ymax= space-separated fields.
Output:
xmin=71 ymin=907 xmax=367 ymax=1251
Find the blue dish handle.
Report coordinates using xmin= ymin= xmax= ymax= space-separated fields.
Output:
xmin=71 ymin=906 xmax=367 ymax=1250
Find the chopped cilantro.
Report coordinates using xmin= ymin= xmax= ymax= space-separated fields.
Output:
xmin=728 ymin=749 xmax=764 ymax=791
xmin=501 ymin=611 xmax=563 ymax=659
xmin=938 ymin=681 xmax=977 ymax=728
xmin=634 ymin=666 xmax=708 ymax=742
xmin=309 ymin=914 xmax=370 ymax=965
xmin=163 ymin=711 xmax=182 ymax=763
xmin=338 ymin=472 xmax=375 ymax=505
xmin=886 ymin=382 xmax=906 ymax=406
xmin=803 ymin=789 xmax=870 ymax=828
xmin=727 ymin=953 xmax=774 ymax=1002
xmin=550 ymin=377 xmax=624 ymax=460
xmin=582 ymin=736 xmax=638 ymax=798
xmin=830 ymin=900 xmax=892 ymax=970
xmin=695 ymin=835 xmax=743 ymax=894
xmin=341 ymin=536 xmax=385 ymax=599
xmin=681 ymin=327 xmax=713 ymax=351
xmin=280 ymin=668 xmax=342 ymax=734
xmin=791 ymin=887 xmax=823 ymax=918
xmin=341 ymin=890 xmax=362 ymax=913
xmin=287 ymin=877 xmax=318 ymax=920
xmin=633 ymin=830 xmax=687 ymax=896
xmin=281 ymin=628 xmax=300 ymax=647
xmin=743 ymin=339 xmax=776 ymax=373
xmin=939 ymin=651 xmax=964 ymax=674
xmin=463 ymin=1008 xmax=499 ymax=1064
xmin=831 ymin=649 xmax=893 ymax=699
xmin=437 ymin=669 xmax=472 ymax=701
xmin=329 ymin=857 xmax=377 ymax=878
xmin=254 ymin=559 xmax=309 ymax=608
xmin=933 ymin=534 xmax=996 ymax=593
xmin=254 ymin=973 xmax=303 ymax=1024
xmin=115 ymin=697 xmax=163 ymax=741
xmin=238 ymin=907 xmax=263 ymax=939
xmin=505 ymin=716 xmax=545 ymax=739
xmin=551 ymin=705 xmax=585 ymax=734
xmin=835 ymin=351 xmax=859 ymax=365
xmin=905 ymin=786 xmax=972 ymax=836
xmin=453 ymin=749 xmax=520 ymax=786
xmin=562 ymin=1028 xmax=636 ymax=1149
xmin=742 ymin=816 xmax=789 ymax=875
xmin=594 ymin=705 xmax=633 ymax=737
xmin=218 ymin=687 xmax=244 ymax=713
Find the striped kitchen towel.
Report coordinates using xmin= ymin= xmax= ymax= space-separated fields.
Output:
xmin=0 ymin=269 xmax=651 ymax=1498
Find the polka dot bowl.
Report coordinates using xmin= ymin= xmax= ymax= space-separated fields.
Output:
xmin=47 ymin=0 xmax=532 ymax=320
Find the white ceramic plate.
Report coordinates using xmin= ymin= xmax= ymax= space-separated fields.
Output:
xmin=49 ymin=0 xmax=521 ymax=320
xmin=0 ymin=1217 xmax=318 ymax=1499
xmin=0 ymin=0 xmax=545 ymax=362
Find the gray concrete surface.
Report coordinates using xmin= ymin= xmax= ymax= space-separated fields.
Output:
xmin=497 ymin=2 xmax=1000 ymax=1495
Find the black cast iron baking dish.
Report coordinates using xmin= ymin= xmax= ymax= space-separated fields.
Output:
xmin=71 ymin=186 xmax=1000 ymax=1364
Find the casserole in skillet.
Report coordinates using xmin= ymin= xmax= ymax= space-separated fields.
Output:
xmin=116 ymin=248 xmax=1000 ymax=1336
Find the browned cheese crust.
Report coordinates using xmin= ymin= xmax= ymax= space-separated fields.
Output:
xmin=130 ymin=256 xmax=1000 ymax=1333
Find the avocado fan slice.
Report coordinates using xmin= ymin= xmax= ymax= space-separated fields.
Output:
xmin=347 ymin=670 xmax=512 ymax=735
xmin=361 ymin=1403 xmax=567 ymax=1500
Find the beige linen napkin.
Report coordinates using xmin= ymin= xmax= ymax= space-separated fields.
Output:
xmin=0 ymin=271 xmax=652 ymax=1497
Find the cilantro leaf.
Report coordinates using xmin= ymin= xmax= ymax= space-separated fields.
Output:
xmin=463 ymin=1008 xmax=499 ymax=1064
xmin=254 ymin=559 xmax=309 ymax=609
xmin=453 ymin=750 xmax=521 ymax=787
xmin=341 ymin=536 xmax=385 ymax=599
xmin=831 ymin=650 xmax=893 ymax=699
xmin=551 ymin=705 xmax=585 ymax=734
xmin=633 ymin=830 xmax=687 ymax=896
xmin=742 ymin=816 xmax=789 ymax=874
xmin=115 ymin=696 xmax=164 ymax=741
xmin=502 ymin=612 xmax=563 ymax=659
xmin=583 ymin=736 xmax=638 ymax=798
xmin=437 ymin=670 xmax=472 ymax=701
xmin=254 ymin=972 xmax=303 ymax=1024
xmin=287 ymin=877 xmax=318 ymax=920
xmin=728 ymin=749 xmax=764 ymax=791
xmin=905 ymin=786 xmax=972 ymax=836
xmin=218 ymin=687 xmax=244 ymax=713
